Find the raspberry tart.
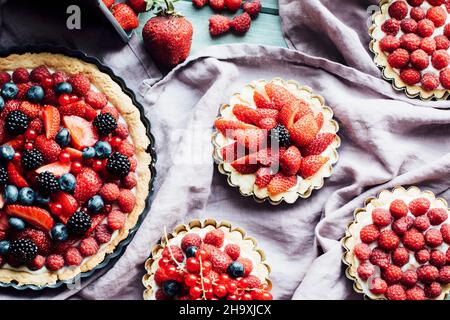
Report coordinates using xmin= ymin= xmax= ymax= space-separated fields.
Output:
xmin=342 ymin=186 xmax=450 ymax=300
xmin=0 ymin=52 xmax=152 ymax=287
xmin=370 ymin=0 xmax=450 ymax=100
xmin=142 ymin=219 xmax=272 ymax=300
xmin=212 ymin=78 xmax=340 ymax=204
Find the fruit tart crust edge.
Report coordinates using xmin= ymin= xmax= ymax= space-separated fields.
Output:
xmin=341 ymin=185 xmax=450 ymax=300
xmin=369 ymin=0 xmax=450 ymax=100
xmin=0 ymin=52 xmax=152 ymax=286
xmin=142 ymin=218 xmax=272 ymax=300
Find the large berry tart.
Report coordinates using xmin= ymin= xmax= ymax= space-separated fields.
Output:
xmin=0 ymin=52 xmax=152 ymax=287
xmin=370 ymin=0 xmax=450 ymax=100
xmin=142 ymin=219 xmax=272 ymax=300
xmin=342 ymin=186 xmax=450 ymax=300
xmin=212 ymin=78 xmax=340 ymax=204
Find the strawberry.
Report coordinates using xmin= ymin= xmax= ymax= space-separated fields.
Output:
xmin=117 ymin=189 xmax=136 ymax=213
xmin=231 ymin=153 xmax=259 ymax=174
xmin=112 ymin=3 xmax=139 ymax=31
xmin=243 ymin=0 xmax=261 ymax=18
xmin=253 ymin=91 xmax=275 ymax=109
xmin=35 ymin=161 xmax=71 ymax=177
xmin=278 ymin=102 xmax=299 ymax=129
xmin=234 ymin=129 xmax=266 ymax=150
xmin=299 ymin=155 xmax=329 ymax=179
xmin=230 ymin=12 xmax=251 ymax=34
xmin=58 ymin=100 xmax=86 ymax=117
xmin=204 ymin=228 xmax=225 ymax=247
xmin=220 ymin=141 xmax=238 ymax=162
xmin=73 ymin=168 xmax=102 ymax=203
xmin=209 ymin=248 xmax=233 ymax=273
xmin=16 ymin=228 xmax=51 ymax=255
xmin=34 ymin=135 xmax=61 ymax=163
xmin=102 ymin=0 xmax=115 ymax=9
xmin=18 ymin=101 xmax=41 ymax=120
xmin=214 ymin=119 xmax=257 ymax=136
xmin=280 ymin=145 xmax=301 ymax=176
xmin=302 ymin=133 xmax=335 ymax=156
xmin=267 ymin=173 xmax=297 ymax=195
xmin=42 ymin=105 xmax=60 ymax=140
xmin=128 ymin=0 xmax=151 ymax=12
xmin=258 ymin=117 xmax=277 ymax=130
xmin=315 ymin=112 xmax=324 ymax=131
xmin=64 ymin=147 xmax=83 ymax=161
xmin=50 ymin=192 xmax=78 ymax=223
xmin=233 ymin=104 xmax=256 ymax=124
xmin=29 ymin=118 xmax=44 ymax=134
xmin=5 ymin=205 xmax=54 ymax=232
xmin=290 ymin=114 xmax=319 ymax=147
xmin=265 ymin=83 xmax=297 ymax=110
xmin=68 ymin=73 xmax=91 ymax=97
xmin=0 ymin=99 xmax=21 ymax=119
xmin=63 ymin=115 xmax=98 ymax=149
xmin=209 ymin=15 xmax=231 ymax=36
xmin=6 ymin=162 xmax=28 ymax=188
xmin=255 ymin=167 xmax=274 ymax=188
xmin=84 ymin=90 xmax=107 ymax=109
xmin=142 ymin=1 xmax=193 ymax=67
xmin=224 ymin=0 xmax=241 ymax=12
xmin=181 ymin=233 xmax=202 ymax=251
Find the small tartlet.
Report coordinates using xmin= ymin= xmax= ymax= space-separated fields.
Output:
xmin=211 ymin=78 xmax=340 ymax=205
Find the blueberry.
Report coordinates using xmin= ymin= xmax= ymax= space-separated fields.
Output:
xmin=1 ymin=83 xmax=18 ymax=99
xmin=0 ymin=96 xmax=4 ymax=110
xmin=162 ymin=280 xmax=180 ymax=297
xmin=51 ymin=223 xmax=69 ymax=242
xmin=55 ymin=128 xmax=71 ymax=147
xmin=94 ymin=141 xmax=112 ymax=159
xmin=87 ymin=195 xmax=104 ymax=213
xmin=4 ymin=185 xmax=18 ymax=203
xmin=82 ymin=147 xmax=96 ymax=159
xmin=227 ymin=261 xmax=245 ymax=278
xmin=26 ymin=86 xmax=44 ymax=103
xmin=59 ymin=173 xmax=76 ymax=193
xmin=34 ymin=193 xmax=50 ymax=205
xmin=185 ymin=246 xmax=198 ymax=258
xmin=0 ymin=240 xmax=10 ymax=255
xmin=54 ymin=82 xmax=72 ymax=95
xmin=0 ymin=144 xmax=15 ymax=161
xmin=8 ymin=217 xmax=25 ymax=231
xmin=18 ymin=187 xmax=35 ymax=205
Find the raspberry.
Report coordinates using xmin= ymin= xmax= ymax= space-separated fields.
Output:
xmin=65 ymin=247 xmax=83 ymax=266
xmin=388 ymin=1 xmax=408 ymax=20
xmin=245 ymin=275 xmax=261 ymax=288
xmin=68 ymin=73 xmax=91 ymax=96
xmin=372 ymin=208 xmax=392 ymax=227
xmin=129 ymin=157 xmax=137 ymax=172
xmin=30 ymin=65 xmax=51 ymax=83
xmin=52 ymin=71 xmax=68 ymax=84
xmin=388 ymin=48 xmax=410 ymax=69
xmin=360 ymin=224 xmax=380 ymax=244
xmin=224 ymin=244 xmax=240 ymax=260
xmin=204 ymin=229 xmax=225 ymax=247
xmin=210 ymin=0 xmax=225 ymax=10
xmin=392 ymin=247 xmax=409 ymax=266
xmin=46 ymin=254 xmax=65 ymax=271
xmin=353 ymin=243 xmax=372 ymax=261
xmin=407 ymin=0 xmax=424 ymax=7
xmin=420 ymin=37 xmax=436 ymax=54
xmin=101 ymin=105 xmax=119 ymax=120
xmin=370 ymin=247 xmax=390 ymax=268
xmin=385 ymin=284 xmax=406 ymax=300
xmin=440 ymin=68 xmax=450 ymax=88
xmin=237 ymin=257 xmax=253 ymax=276
xmin=403 ymin=230 xmax=425 ymax=251
xmin=122 ymin=173 xmax=136 ymax=189
xmin=85 ymin=90 xmax=107 ymax=109
xmin=210 ymin=249 xmax=233 ymax=273
xmin=209 ymin=15 xmax=231 ymax=36
xmin=16 ymin=82 xmax=32 ymax=100
xmin=415 ymin=249 xmax=430 ymax=264
xmin=378 ymin=230 xmax=400 ymax=251
xmin=428 ymin=0 xmax=445 ymax=4
xmin=107 ymin=210 xmax=127 ymax=230
xmin=0 ymin=72 xmax=10 ymax=87
xmin=243 ymin=0 xmax=261 ymax=18
xmin=357 ymin=261 xmax=375 ymax=280
xmin=427 ymin=208 xmax=448 ymax=225
xmin=79 ymin=237 xmax=99 ymax=257
xmin=29 ymin=118 xmax=43 ymax=134
xmin=430 ymin=250 xmax=446 ymax=267
xmin=389 ymin=199 xmax=408 ymax=218
xmin=417 ymin=19 xmax=435 ymax=37
xmin=409 ymin=197 xmax=430 ymax=216
xmin=445 ymin=23 xmax=450 ymax=38
xmin=392 ymin=216 xmax=414 ymax=235
xmin=424 ymin=281 xmax=442 ymax=298
xmin=117 ymin=141 xmax=135 ymax=157
xmin=181 ymin=233 xmax=202 ymax=251
xmin=417 ymin=265 xmax=439 ymax=283
xmin=99 ymin=183 xmax=120 ymax=202
xmin=426 ymin=6 xmax=447 ymax=27
xmin=114 ymin=123 xmax=129 ymax=139
xmin=435 ymin=35 xmax=450 ymax=50
xmin=410 ymin=7 xmax=425 ymax=21
xmin=27 ymin=255 xmax=45 ymax=271
xmin=117 ymin=189 xmax=136 ymax=213
xmin=382 ymin=265 xmax=402 ymax=284
xmin=425 ymin=228 xmax=443 ymax=247
xmin=414 ymin=215 xmax=431 ymax=231
xmin=382 ymin=18 xmax=400 ymax=35
xmin=230 ymin=13 xmax=251 ymax=34
xmin=401 ymin=18 xmax=417 ymax=33
xmin=400 ymin=68 xmax=421 ymax=85
xmin=162 ymin=245 xmax=184 ymax=263
xmin=438 ymin=266 xmax=450 ymax=284
xmin=406 ymin=287 xmax=426 ymax=300
xmin=401 ymin=270 xmax=418 ymax=287
xmin=447 ymin=248 xmax=450 ymax=263
xmin=94 ymin=224 xmax=112 ymax=244
xmin=400 ymin=33 xmax=421 ymax=52
xmin=155 ymin=289 xmax=170 ymax=300
xmin=441 ymin=223 xmax=450 ymax=243
xmin=192 ymin=0 xmax=208 ymax=7
xmin=369 ymin=277 xmax=388 ymax=295
xmin=410 ymin=49 xmax=429 ymax=70
xmin=431 ymin=49 xmax=450 ymax=69
xmin=12 ymin=68 xmax=29 ymax=84
xmin=379 ymin=35 xmax=401 ymax=53
xmin=421 ymin=73 xmax=439 ymax=91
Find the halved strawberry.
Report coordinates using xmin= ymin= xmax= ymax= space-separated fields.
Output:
xmin=0 ymin=212 xmax=9 ymax=231
xmin=298 ymin=155 xmax=329 ymax=179
xmin=234 ymin=129 xmax=266 ymax=150
xmin=230 ymin=153 xmax=259 ymax=174
xmin=34 ymin=135 xmax=61 ymax=163
xmin=0 ymin=193 xmax=5 ymax=210
xmin=302 ymin=133 xmax=335 ymax=156
xmin=253 ymin=91 xmax=276 ymax=109
xmin=42 ymin=105 xmax=60 ymax=139
xmin=214 ymin=119 xmax=257 ymax=137
xmin=73 ymin=168 xmax=102 ymax=202
xmin=315 ymin=112 xmax=324 ymax=131
xmin=83 ymin=104 xmax=98 ymax=121
xmin=256 ymin=109 xmax=278 ymax=120
xmin=233 ymin=104 xmax=257 ymax=124
xmin=220 ymin=141 xmax=239 ymax=162
xmin=278 ymin=102 xmax=299 ymax=129
xmin=64 ymin=147 xmax=83 ymax=161
xmin=265 ymin=83 xmax=298 ymax=110
xmin=19 ymin=101 xmax=41 ymax=119
xmin=58 ymin=100 xmax=86 ymax=118
xmin=256 ymin=148 xmax=273 ymax=166
xmin=258 ymin=117 xmax=277 ymax=130
xmin=289 ymin=114 xmax=319 ymax=147
xmin=5 ymin=205 xmax=54 ymax=232
xmin=7 ymin=135 xmax=25 ymax=151
xmin=267 ymin=173 xmax=297 ymax=195
xmin=255 ymin=167 xmax=275 ymax=188
xmin=35 ymin=162 xmax=71 ymax=177
xmin=63 ymin=115 xmax=98 ymax=150
xmin=7 ymin=162 xmax=29 ymax=188
xmin=280 ymin=145 xmax=302 ymax=176
xmin=87 ymin=213 xmax=107 ymax=234
xmin=50 ymin=192 xmax=78 ymax=223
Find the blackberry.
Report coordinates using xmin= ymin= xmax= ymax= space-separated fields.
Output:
xmin=5 ymin=110 xmax=29 ymax=135
xmin=106 ymin=152 xmax=130 ymax=178
xmin=269 ymin=124 xmax=290 ymax=148
xmin=67 ymin=211 xmax=92 ymax=235
xmin=21 ymin=149 xmax=44 ymax=170
xmin=93 ymin=113 xmax=117 ymax=136
xmin=36 ymin=171 xmax=60 ymax=196
xmin=9 ymin=238 xmax=38 ymax=263
xmin=0 ymin=166 xmax=7 ymax=186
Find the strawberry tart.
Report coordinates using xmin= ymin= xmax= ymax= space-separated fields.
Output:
xmin=370 ymin=0 xmax=450 ymax=99
xmin=0 ymin=52 xmax=152 ymax=287
xmin=212 ymin=78 xmax=340 ymax=204
xmin=142 ymin=219 xmax=272 ymax=300
xmin=342 ymin=186 xmax=450 ymax=300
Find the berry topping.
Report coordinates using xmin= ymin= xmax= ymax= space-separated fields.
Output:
xmin=21 ymin=149 xmax=43 ymax=170
xmin=93 ymin=113 xmax=117 ymax=136
xmin=9 ymin=238 xmax=38 ymax=263
xmin=106 ymin=152 xmax=131 ymax=178
xmin=67 ymin=211 xmax=92 ymax=235
xmin=5 ymin=110 xmax=28 ymax=135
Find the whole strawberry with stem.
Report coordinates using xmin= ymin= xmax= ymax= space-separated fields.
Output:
xmin=142 ymin=0 xmax=193 ymax=67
